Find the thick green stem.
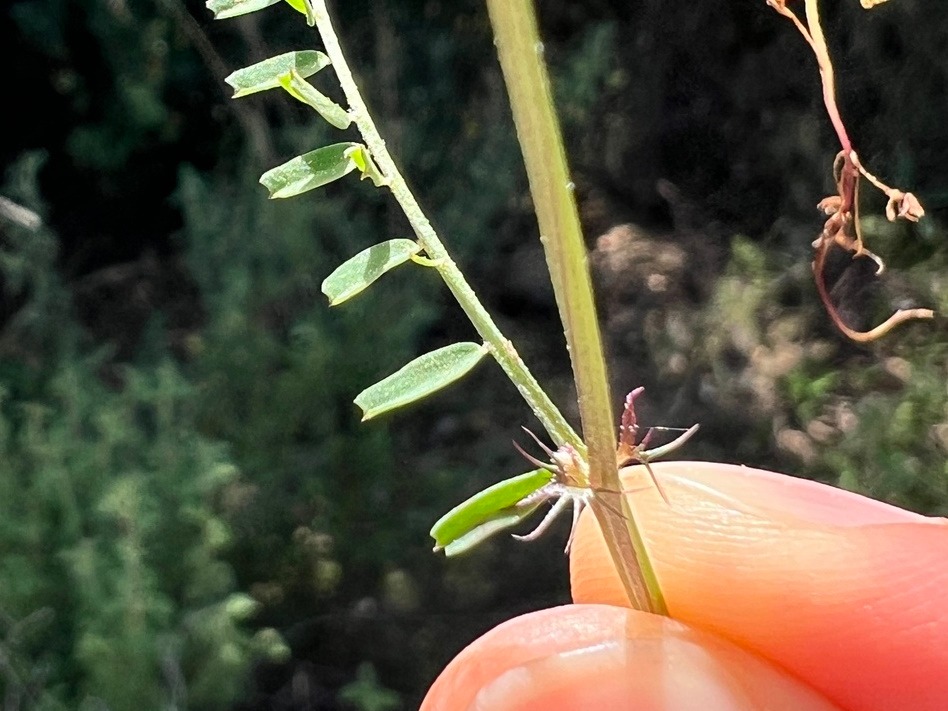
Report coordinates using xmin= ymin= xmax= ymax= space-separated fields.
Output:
xmin=309 ymin=0 xmax=581 ymax=451
xmin=485 ymin=0 xmax=666 ymax=614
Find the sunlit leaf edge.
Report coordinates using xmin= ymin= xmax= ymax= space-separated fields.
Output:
xmin=354 ymin=342 xmax=487 ymax=421
xmin=259 ymin=142 xmax=360 ymax=199
xmin=207 ymin=0 xmax=281 ymax=20
xmin=226 ymin=50 xmax=330 ymax=98
xmin=322 ymin=239 xmax=421 ymax=306
xmin=442 ymin=503 xmax=543 ymax=557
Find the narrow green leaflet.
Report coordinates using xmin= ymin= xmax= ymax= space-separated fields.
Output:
xmin=322 ymin=240 xmax=421 ymax=306
xmin=207 ymin=0 xmax=280 ymax=20
xmin=226 ymin=51 xmax=330 ymax=98
xmin=260 ymin=143 xmax=359 ymax=199
xmin=441 ymin=504 xmax=543 ymax=557
xmin=355 ymin=342 xmax=488 ymax=421
xmin=345 ymin=145 xmax=388 ymax=187
xmin=430 ymin=469 xmax=552 ymax=552
xmin=279 ymin=69 xmax=351 ymax=129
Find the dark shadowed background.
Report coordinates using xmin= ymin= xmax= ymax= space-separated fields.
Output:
xmin=0 ymin=0 xmax=946 ymax=708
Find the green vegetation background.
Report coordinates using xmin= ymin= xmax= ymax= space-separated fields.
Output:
xmin=0 ymin=0 xmax=945 ymax=708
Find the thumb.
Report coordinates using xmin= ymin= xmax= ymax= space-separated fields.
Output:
xmin=421 ymin=603 xmax=837 ymax=710
xmin=570 ymin=461 xmax=948 ymax=711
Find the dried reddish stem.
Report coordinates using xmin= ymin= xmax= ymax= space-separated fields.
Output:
xmin=768 ymin=1 xmax=850 ymax=151
xmin=770 ymin=0 xmax=933 ymax=342
xmin=767 ymin=0 xmax=816 ymax=51
xmin=803 ymin=0 xmax=852 ymax=152
xmin=812 ymin=151 xmax=934 ymax=341
xmin=812 ymin=246 xmax=934 ymax=343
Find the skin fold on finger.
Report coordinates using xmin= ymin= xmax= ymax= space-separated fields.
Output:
xmin=421 ymin=604 xmax=839 ymax=711
xmin=570 ymin=461 xmax=948 ymax=711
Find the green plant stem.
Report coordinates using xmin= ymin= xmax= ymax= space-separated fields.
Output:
xmin=485 ymin=0 xmax=666 ymax=615
xmin=309 ymin=0 xmax=581 ymax=452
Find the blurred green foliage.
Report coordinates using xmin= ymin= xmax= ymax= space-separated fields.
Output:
xmin=0 ymin=154 xmax=285 ymax=710
xmin=701 ymin=236 xmax=948 ymax=514
xmin=176 ymin=148 xmax=441 ymax=603
xmin=338 ymin=663 xmax=400 ymax=711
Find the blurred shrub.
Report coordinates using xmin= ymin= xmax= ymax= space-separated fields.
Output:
xmin=176 ymin=149 xmax=440 ymax=606
xmin=0 ymin=154 xmax=282 ymax=710
xmin=701 ymin=233 xmax=948 ymax=515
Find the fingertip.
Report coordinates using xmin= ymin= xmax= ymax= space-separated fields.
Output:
xmin=570 ymin=462 xmax=948 ymax=710
xmin=421 ymin=605 xmax=837 ymax=711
